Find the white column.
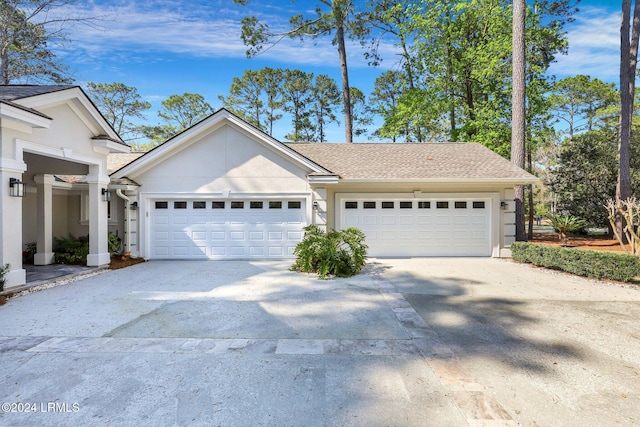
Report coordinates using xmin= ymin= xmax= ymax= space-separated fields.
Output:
xmin=312 ymin=187 xmax=328 ymax=232
xmin=33 ymin=174 xmax=55 ymax=265
xmin=86 ymin=166 xmax=110 ymax=266
xmin=0 ymin=161 xmax=27 ymax=287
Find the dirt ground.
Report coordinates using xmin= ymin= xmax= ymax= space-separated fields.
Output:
xmin=530 ymin=232 xmax=629 ymax=252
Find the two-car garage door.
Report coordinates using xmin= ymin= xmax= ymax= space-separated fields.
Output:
xmin=150 ymin=199 xmax=305 ymax=259
xmin=339 ymin=195 xmax=492 ymax=257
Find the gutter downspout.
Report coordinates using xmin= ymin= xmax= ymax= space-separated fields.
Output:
xmin=115 ymin=189 xmax=131 ymax=254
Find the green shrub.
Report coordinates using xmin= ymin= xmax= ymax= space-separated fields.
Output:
xmin=292 ymin=225 xmax=368 ymax=279
xmin=511 ymin=242 xmax=640 ymax=282
xmin=108 ymin=232 xmax=122 ymax=256
xmin=0 ymin=263 xmax=10 ymax=291
xmin=54 ymin=234 xmax=89 ymax=265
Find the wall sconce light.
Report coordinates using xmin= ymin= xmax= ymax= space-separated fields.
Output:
xmin=102 ymin=188 xmax=111 ymax=202
xmin=500 ymin=201 xmax=509 ymax=210
xmin=312 ymin=200 xmax=319 ymax=210
xmin=130 ymin=201 xmax=138 ymax=210
xmin=9 ymin=178 xmax=25 ymax=197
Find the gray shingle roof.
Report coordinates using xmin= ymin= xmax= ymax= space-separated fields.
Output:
xmin=285 ymin=142 xmax=537 ymax=181
xmin=0 ymin=85 xmax=76 ymax=101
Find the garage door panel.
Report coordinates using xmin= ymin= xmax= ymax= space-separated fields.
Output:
xmin=343 ymin=215 xmax=360 ymax=227
xmin=210 ymin=246 xmax=226 ymax=256
xmin=269 ymin=231 xmax=283 ymax=241
xmin=211 ymin=231 xmax=225 ymax=240
xmin=362 ymin=216 xmax=378 ymax=225
xmin=154 ymin=215 xmax=169 ymax=225
xmin=150 ymin=199 xmax=305 ymax=259
xmin=173 ymin=215 xmax=188 ymax=225
xmin=249 ymin=231 xmax=264 ymax=240
xmin=250 ymin=247 xmax=265 ymax=256
xmin=230 ymin=231 xmax=245 ymax=240
xmin=192 ymin=231 xmax=207 ymax=241
xmin=287 ymin=231 xmax=302 ymax=240
xmin=230 ymin=246 xmax=245 ymax=256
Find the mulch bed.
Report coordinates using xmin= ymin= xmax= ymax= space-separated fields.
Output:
xmin=530 ymin=232 xmax=629 ymax=252
xmin=109 ymin=255 xmax=145 ymax=270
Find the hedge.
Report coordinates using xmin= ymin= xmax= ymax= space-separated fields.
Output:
xmin=511 ymin=242 xmax=640 ymax=282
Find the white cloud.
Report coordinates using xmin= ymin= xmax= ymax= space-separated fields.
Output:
xmin=56 ymin=1 xmax=392 ymax=69
xmin=548 ymin=6 xmax=620 ymax=83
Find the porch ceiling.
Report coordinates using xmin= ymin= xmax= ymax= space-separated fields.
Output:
xmin=23 ymin=152 xmax=89 ymax=184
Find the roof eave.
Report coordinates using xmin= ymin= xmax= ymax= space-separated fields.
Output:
xmin=0 ymin=101 xmax=52 ymax=128
xmin=338 ymin=177 xmax=541 ymax=185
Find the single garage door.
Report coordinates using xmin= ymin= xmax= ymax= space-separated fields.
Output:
xmin=150 ymin=199 xmax=306 ymax=259
xmin=339 ymin=195 xmax=491 ymax=257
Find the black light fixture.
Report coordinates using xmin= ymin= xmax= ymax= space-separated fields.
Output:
xmin=500 ymin=201 xmax=508 ymax=210
xmin=130 ymin=201 xmax=138 ymax=210
xmin=102 ymin=188 xmax=111 ymax=202
xmin=9 ymin=178 xmax=25 ymax=197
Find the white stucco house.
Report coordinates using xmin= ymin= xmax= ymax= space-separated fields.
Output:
xmin=1 ymin=85 xmax=538 ymax=289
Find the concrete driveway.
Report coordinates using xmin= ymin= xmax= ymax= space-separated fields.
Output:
xmin=0 ymin=258 xmax=639 ymax=426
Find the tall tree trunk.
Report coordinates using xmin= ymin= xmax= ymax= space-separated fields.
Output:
xmin=0 ymin=51 xmax=8 ymax=84
xmin=512 ymin=0 xmax=527 ymax=241
xmin=527 ymin=146 xmax=534 ymax=240
xmin=335 ymin=18 xmax=353 ymax=143
xmin=617 ymin=0 xmax=640 ymax=239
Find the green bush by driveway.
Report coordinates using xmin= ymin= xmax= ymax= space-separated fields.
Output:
xmin=292 ymin=225 xmax=368 ymax=279
xmin=511 ymin=242 xmax=640 ymax=282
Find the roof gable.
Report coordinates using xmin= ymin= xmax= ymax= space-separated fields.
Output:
xmin=0 ymin=85 xmax=127 ymax=149
xmin=286 ymin=142 xmax=538 ymax=183
xmin=111 ymin=108 xmax=331 ymax=178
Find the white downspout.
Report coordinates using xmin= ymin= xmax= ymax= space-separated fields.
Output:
xmin=115 ymin=189 xmax=131 ymax=254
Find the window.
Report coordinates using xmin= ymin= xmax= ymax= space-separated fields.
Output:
xmin=231 ymin=201 xmax=244 ymax=209
xmin=212 ymin=201 xmax=225 ymax=209
xmin=155 ymin=201 xmax=168 ymax=209
xmin=363 ymin=201 xmax=376 ymax=209
xmin=345 ymin=201 xmax=358 ymax=209
xmin=250 ymin=201 xmax=263 ymax=209
xmin=174 ymin=201 xmax=187 ymax=209
xmin=473 ymin=201 xmax=486 ymax=209
xmin=455 ymin=201 xmax=467 ymax=209
xmin=288 ymin=201 xmax=302 ymax=209
xmin=400 ymin=201 xmax=413 ymax=209
xmin=418 ymin=201 xmax=431 ymax=209
xmin=193 ymin=201 xmax=206 ymax=209
xmin=382 ymin=201 xmax=394 ymax=209
xmin=436 ymin=201 xmax=449 ymax=209
xmin=269 ymin=201 xmax=282 ymax=209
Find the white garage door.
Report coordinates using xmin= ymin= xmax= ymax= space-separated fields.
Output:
xmin=150 ymin=199 xmax=306 ymax=259
xmin=339 ymin=195 xmax=492 ymax=257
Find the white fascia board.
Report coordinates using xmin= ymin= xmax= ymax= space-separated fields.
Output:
xmin=307 ymin=175 xmax=340 ymax=184
xmin=92 ymin=139 xmax=131 ymax=154
xmin=0 ymin=103 xmax=52 ymax=128
xmin=339 ymin=177 xmax=541 ymax=185
xmin=107 ymin=183 xmax=139 ymax=191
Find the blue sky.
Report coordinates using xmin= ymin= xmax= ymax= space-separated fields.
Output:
xmin=54 ymin=0 xmax=621 ymax=143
